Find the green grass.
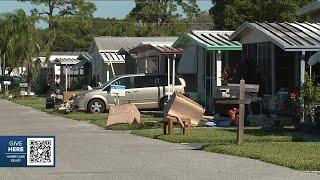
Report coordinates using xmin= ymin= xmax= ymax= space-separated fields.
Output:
xmin=132 ymin=128 xmax=320 ymax=170
xmin=2 ymin=95 xmax=162 ymax=130
xmin=204 ymin=142 xmax=320 ymax=171
xmin=132 ymin=128 xmax=303 ymax=144
xmin=11 ymin=96 xmax=46 ymax=109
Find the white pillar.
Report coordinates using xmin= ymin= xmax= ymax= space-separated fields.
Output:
xmin=300 ymin=51 xmax=305 ymax=85
xmin=309 ymin=66 xmax=312 ymax=76
xmin=145 ymin=59 xmax=148 ymax=73
xmin=216 ymin=51 xmax=222 ymax=86
xmin=107 ymin=71 xmax=110 ymax=82
xmin=172 ymin=54 xmax=176 ymax=93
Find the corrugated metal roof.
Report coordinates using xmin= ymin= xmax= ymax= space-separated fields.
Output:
xmin=77 ymin=53 xmax=92 ymax=62
xmin=173 ymin=30 xmax=242 ymax=51
xmin=101 ymin=51 xmax=125 ymax=64
xmin=39 ymin=51 xmax=84 ymax=57
xmin=230 ymin=22 xmax=320 ymax=51
xmin=129 ymin=42 xmax=183 ymax=55
xmin=90 ymin=36 xmax=178 ymax=52
xmin=297 ymin=2 xmax=320 ymax=16
xmin=71 ymin=53 xmax=92 ymax=71
xmin=53 ymin=58 xmax=80 ymax=65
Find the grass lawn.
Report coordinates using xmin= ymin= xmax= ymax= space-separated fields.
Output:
xmin=132 ymin=128 xmax=320 ymax=171
xmin=11 ymin=96 xmax=46 ymax=109
xmin=1 ymin=95 xmax=162 ymax=130
xmin=204 ymin=142 xmax=320 ymax=171
xmin=132 ymin=128 xmax=304 ymax=144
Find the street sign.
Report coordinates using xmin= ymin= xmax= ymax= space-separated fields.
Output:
xmin=110 ymin=85 xmax=126 ymax=97
xmin=3 ymin=81 xmax=11 ymax=85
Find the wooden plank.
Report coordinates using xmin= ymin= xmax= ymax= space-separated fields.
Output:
xmin=163 ymin=119 xmax=168 ymax=135
xmin=187 ymin=118 xmax=191 ymax=135
xmin=168 ymin=117 xmax=173 ymax=135
xmin=237 ymin=79 xmax=245 ymax=145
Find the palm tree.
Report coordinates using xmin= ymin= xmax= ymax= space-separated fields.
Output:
xmin=0 ymin=9 xmax=46 ymax=94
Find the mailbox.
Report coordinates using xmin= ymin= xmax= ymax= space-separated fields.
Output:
xmin=215 ymin=84 xmax=260 ymax=101
xmin=215 ymin=86 xmax=240 ymax=99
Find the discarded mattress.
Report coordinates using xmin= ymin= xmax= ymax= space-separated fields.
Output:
xmin=163 ymin=92 xmax=205 ymax=126
xmin=107 ymin=103 xmax=140 ymax=127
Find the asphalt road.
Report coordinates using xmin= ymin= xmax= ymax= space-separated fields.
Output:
xmin=0 ymin=99 xmax=319 ymax=180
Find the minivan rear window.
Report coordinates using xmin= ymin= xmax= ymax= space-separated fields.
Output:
xmin=134 ymin=76 xmax=157 ymax=88
xmin=158 ymin=75 xmax=181 ymax=86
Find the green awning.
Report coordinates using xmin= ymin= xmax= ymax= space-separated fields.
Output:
xmin=173 ymin=31 xmax=242 ymax=51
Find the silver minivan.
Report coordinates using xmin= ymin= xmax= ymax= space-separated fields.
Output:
xmin=73 ymin=74 xmax=186 ymax=113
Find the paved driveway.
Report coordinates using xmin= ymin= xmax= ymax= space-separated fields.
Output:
xmin=0 ymin=99 xmax=318 ymax=180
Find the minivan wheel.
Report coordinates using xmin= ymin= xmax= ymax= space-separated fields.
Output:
xmin=88 ymin=99 xmax=106 ymax=113
xmin=160 ymin=96 xmax=169 ymax=110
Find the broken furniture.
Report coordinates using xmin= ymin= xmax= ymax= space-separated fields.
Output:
xmin=164 ymin=116 xmax=192 ymax=135
xmin=63 ymin=91 xmax=75 ymax=103
xmin=163 ymin=92 xmax=205 ymax=135
xmin=45 ymin=94 xmax=63 ymax=109
xmin=107 ymin=103 xmax=140 ymax=127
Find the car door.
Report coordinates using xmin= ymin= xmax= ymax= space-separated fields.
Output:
xmin=130 ymin=75 xmax=159 ymax=109
xmin=104 ymin=76 xmax=133 ymax=106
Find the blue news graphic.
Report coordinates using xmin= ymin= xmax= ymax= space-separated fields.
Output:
xmin=0 ymin=136 xmax=55 ymax=167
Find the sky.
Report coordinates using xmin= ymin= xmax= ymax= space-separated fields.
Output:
xmin=0 ymin=0 xmax=212 ymax=19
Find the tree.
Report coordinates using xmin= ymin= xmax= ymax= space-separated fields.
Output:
xmin=177 ymin=0 xmax=201 ymax=21
xmin=210 ymin=0 xmax=315 ymax=30
xmin=18 ymin=0 xmax=96 ymax=30
xmin=127 ymin=0 xmax=180 ymax=26
xmin=0 ymin=10 xmax=26 ymax=76
xmin=0 ymin=9 xmax=45 ymax=93
xmin=19 ymin=0 xmax=96 ymax=52
xmin=126 ymin=0 xmax=204 ymax=36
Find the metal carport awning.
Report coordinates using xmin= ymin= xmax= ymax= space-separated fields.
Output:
xmin=173 ymin=30 xmax=242 ymax=75
xmin=129 ymin=42 xmax=183 ymax=55
xmin=71 ymin=53 xmax=92 ymax=71
xmin=173 ymin=31 xmax=242 ymax=51
xmin=129 ymin=42 xmax=183 ymax=99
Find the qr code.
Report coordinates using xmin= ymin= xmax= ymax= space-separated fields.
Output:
xmin=27 ymin=138 xmax=55 ymax=166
